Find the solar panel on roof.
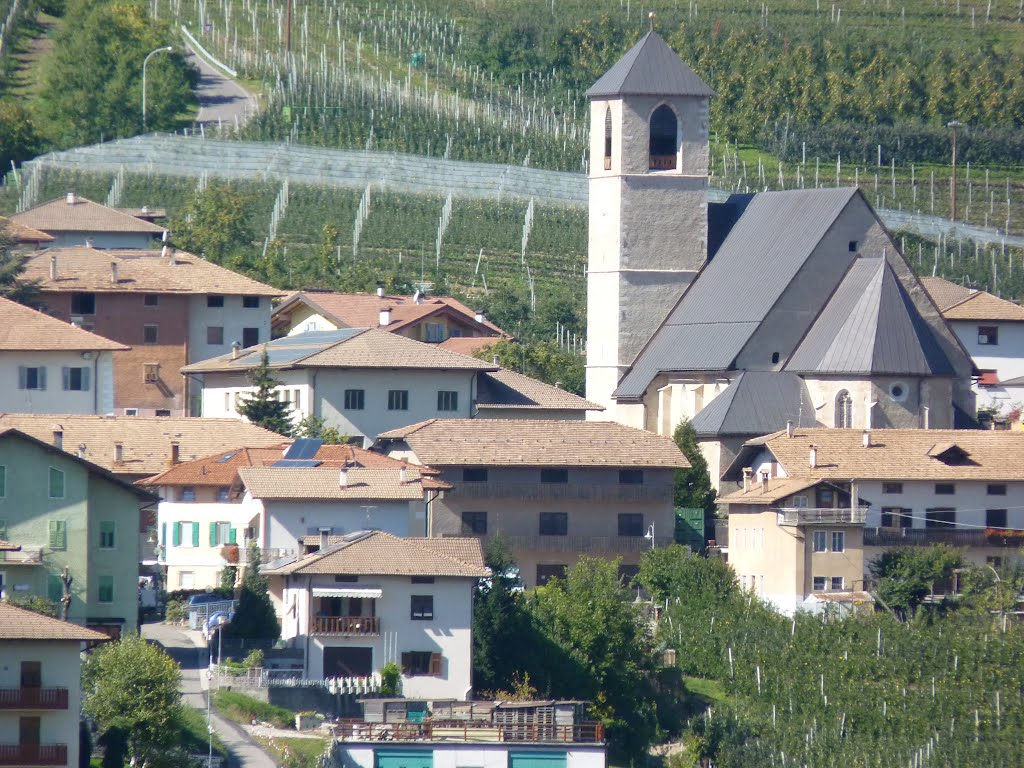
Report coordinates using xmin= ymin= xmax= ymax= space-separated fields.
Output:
xmin=284 ymin=438 xmax=323 ymax=460
xmin=271 ymin=459 xmax=323 ymax=468
xmin=215 ymin=452 xmax=238 ymax=463
xmin=269 ymin=329 xmax=361 ymax=346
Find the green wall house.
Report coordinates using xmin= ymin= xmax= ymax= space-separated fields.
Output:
xmin=0 ymin=429 xmax=156 ymax=637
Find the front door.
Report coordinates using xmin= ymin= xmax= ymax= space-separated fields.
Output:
xmin=19 ymin=716 xmax=40 ymax=745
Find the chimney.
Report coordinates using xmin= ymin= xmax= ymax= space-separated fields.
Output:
xmin=786 ymin=420 xmax=793 ymax=438
xmin=142 ymin=205 xmax=149 ymax=214
xmin=492 ymin=355 xmax=499 ymax=365
xmin=167 ymin=248 xmax=177 ymax=266
xmin=475 ymin=310 xmax=485 ymax=324
xmin=863 ymin=429 xmax=871 ymax=448
xmin=809 ymin=445 xmax=817 ymax=469
xmin=338 ymin=468 xmax=349 ymax=489
xmin=170 ymin=442 xmax=180 ymax=465
xmin=110 ymin=261 xmax=119 ymax=284
xmin=742 ymin=467 xmax=753 ymax=493
xmin=399 ymin=467 xmax=409 ymax=485
xmin=231 ymin=341 xmax=241 ymax=359
xmin=376 ymin=282 xmax=385 ymax=298
xmin=379 ymin=307 xmax=392 ymax=327
xmin=320 ymin=529 xmax=330 ymax=550
xmin=65 ymin=192 xmax=76 ymax=205
xmin=49 ymin=255 xmax=57 ymax=281
xmin=114 ymin=442 xmax=124 ymax=463
xmin=77 ymin=444 xmax=86 ymax=459
xmin=760 ymin=471 xmax=769 ymax=492
xmin=52 ymin=430 xmax=63 ymax=449
xmin=85 ymin=238 xmax=94 ymax=249
xmin=922 ymin=405 xmax=930 ymax=430
xmin=413 ymin=289 xmax=422 ymax=304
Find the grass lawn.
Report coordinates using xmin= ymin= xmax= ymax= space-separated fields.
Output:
xmin=256 ymin=736 xmax=329 ymax=768
xmin=88 ymin=705 xmax=227 ymax=766
xmin=213 ymin=688 xmax=297 ymax=729
xmin=683 ymin=676 xmax=729 ymax=706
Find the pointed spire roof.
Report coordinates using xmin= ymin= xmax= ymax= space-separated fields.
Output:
xmin=785 ymin=257 xmax=955 ymax=376
xmin=586 ymin=31 xmax=713 ymax=99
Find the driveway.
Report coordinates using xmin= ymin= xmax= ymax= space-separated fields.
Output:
xmin=183 ymin=43 xmax=257 ymax=128
xmin=142 ymin=622 xmax=278 ymax=768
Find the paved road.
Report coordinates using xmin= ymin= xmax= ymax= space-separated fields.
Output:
xmin=184 ymin=43 xmax=257 ymax=128
xmin=142 ymin=622 xmax=278 ymax=768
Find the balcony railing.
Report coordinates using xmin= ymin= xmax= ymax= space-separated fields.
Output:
xmin=649 ymin=155 xmax=677 ymax=170
xmin=0 ymin=688 xmax=68 ymax=710
xmin=0 ymin=744 xmax=68 ymax=766
xmin=0 ymin=546 xmax=43 ymax=565
xmin=332 ymin=719 xmax=603 ymax=744
xmin=312 ymin=616 xmax=380 ymax=636
xmin=487 ymin=534 xmax=660 ymax=554
xmin=777 ymin=507 xmax=867 ymax=527
xmin=454 ymin=482 xmax=672 ymax=503
xmin=863 ymin=528 xmax=1014 ymax=548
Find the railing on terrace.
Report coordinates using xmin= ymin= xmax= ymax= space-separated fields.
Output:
xmin=455 ymin=482 xmax=672 ymax=503
xmin=239 ymin=547 xmax=293 ymax=565
xmin=208 ymin=666 xmax=381 ymax=693
xmin=777 ymin=507 xmax=867 ymax=526
xmin=333 ymin=719 xmax=604 ymax=744
xmin=312 ymin=616 xmax=380 ymax=636
xmin=0 ymin=744 xmax=67 ymax=766
xmin=0 ymin=688 xmax=68 ymax=710
xmin=485 ymin=534 xmax=660 ymax=554
xmin=649 ymin=155 xmax=677 ymax=171
xmin=0 ymin=546 xmax=43 ymax=564
xmin=863 ymin=528 xmax=1010 ymax=547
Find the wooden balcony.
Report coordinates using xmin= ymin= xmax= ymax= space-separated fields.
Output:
xmin=312 ymin=616 xmax=380 ymax=636
xmin=333 ymin=719 xmax=604 ymax=743
xmin=0 ymin=687 xmax=68 ymax=710
xmin=0 ymin=744 xmax=68 ymax=766
xmin=864 ymin=528 xmax=1012 ymax=548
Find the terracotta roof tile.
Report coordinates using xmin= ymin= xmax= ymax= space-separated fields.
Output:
xmin=0 ymin=297 xmax=127 ymax=351
xmin=238 ymin=466 xmax=443 ymax=500
xmin=263 ymin=530 xmax=489 ymax=577
xmin=0 ymin=414 xmax=287 ymax=476
xmin=1 ymin=216 xmax=54 ymax=243
xmin=23 ymin=248 xmax=282 ymax=296
xmin=921 ymin=277 xmax=1024 ymax=321
xmin=438 ymin=336 xmax=501 ymax=356
xmin=477 ymin=369 xmax=603 ymax=412
xmin=10 ymin=195 xmax=166 ymax=234
xmin=0 ymin=539 xmax=21 ymax=551
xmin=0 ymin=603 xmax=112 ymax=641
xmin=377 ymin=419 xmax=689 ymax=468
xmin=718 ymin=477 xmax=821 ymax=505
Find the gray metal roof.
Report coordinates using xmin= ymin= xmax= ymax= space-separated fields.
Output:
xmin=690 ymin=371 xmax=818 ymax=438
xmin=586 ymin=31 xmax=714 ymax=98
xmin=786 ymin=257 xmax=955 ymax=375
xmin=615 ymin=187 xmax=859 ymax=399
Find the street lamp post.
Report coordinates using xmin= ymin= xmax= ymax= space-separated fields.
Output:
xmin=644 ymin=524 xmax=655 ymax=551
xmin=948 ymin=120 xmax=962 ymax=222
xmin=142 ymin=46 xmax=174 ymax=132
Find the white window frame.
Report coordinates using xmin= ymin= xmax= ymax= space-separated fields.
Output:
xmin=831 ymin=531 xmax=845 ymax=553
xmin=812 ymin=530 xmax=827 ymax=553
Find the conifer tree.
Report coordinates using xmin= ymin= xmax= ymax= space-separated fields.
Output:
xmin=236 ymin=348 xmax=293 ymax=436
xmin=226 ymin=542 xmax=281 ymax=640
xmin=0 ymin=230 xmax=41 ymax=307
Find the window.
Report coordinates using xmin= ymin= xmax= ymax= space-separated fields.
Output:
xmin=649 ymin=104 xmax=678 ymax=170
xmin=143 ymin=294 xmax=159 ymax=307
xmin=180 ymin=487 xmax=196 ymax=502
xmin=812 ymin=576 xmax=827 ymax=591
xmin=618 ymin=513 xmax=644 ymax=537
xmin=207 ymin=326 xmax=224 ymax=345
xmin=812 ymin=530 xmax=827 ymax=553
xmin=242 ymin=328 xmax=259 ymax=347
xmin=344 ymin=389 xmax=365 ymax=410
xmin=830 ymin=576 xmax=845 ymax=591
xmin=334 ymin=575 xmax=358 ymax=583
xmin=536 ymin=564 xmax=567 ymax=587
xmin=173 ymin=522 xmax=200 ymax=547
xmin=401 ymin=651 xmax=441 ymax=676
xmin=99 ymin=521 xmax=115 ymax=549
xmin=437 ymin=391 xmax=459 ymax=411
xmin=425 ymin=323 xmax=445 ymax=342
xmin=881 ymin=507 xmax=912 ymax=528
xmin=987 ymin=483 xmax=1007 ymax=496
xmin=986 ymin=509 xmax=1008 ymax=528
xmin=48 ymin=468 xmax=64 ymax=499
xmin=155 ymin=409 xmax=171 ymax=417
xmin=849 ymin=240 xmax=858 ymax=252
xmin=619 ymin=469 xmax=643 ymax=485
xmin=882 ymin=482 xmax=903 ymax=494
xmin=179 ymin=571 xmax=195 ymax=589
xmin=792 ymin=494 xmax=809 ymax=508
xmin=98 ymin=575 xmax=114 ymax=604
xmin=935 ymin=483 xmax=955 ymax=495
xmin=207 ymin=295 xmax=225 ymax=308
xmin=388 ymin=390 xmax=409 ymax=410
xmin=0 ymin=467 xmax=5 ymax=497
xmin=978 ymin=325 xmax=998 ymax=345
xmin=410 ymin=595 xmax=434 ymax=620
xmin=462 ymin=468 xmax=488 ymax=482
xmin=831 ymin=531 xmax=845 ymax=553
xmin=48 ymin=520 xmax=66 ymax=550
xmin=771 ymin=351 xmax=780 ymax=364
xmin=18 ymin=366 xmax=46 ymax=390
xmin=47 ymin=574 xmax=63 ymax=602
xmin=411 ymin=576 xmax=435 ymax=584
xmin=62 ymin=367 xmax=90 ymax=391
xmin=925 ymin=508 xmax=956 ymax=528
xmin=603 ymin=106 xmax=612 ymax=170
xmin=143 ymin=324 xmax=158 ymax=344
xmin=243 ymin=296 xmax=261 ymax=308
xmin=124 ymin=408 xmax=138 ymax=416
xmin=71 ymin=293 xmax=96 ymax=314
xmin=461 ymin=511 xmax=487 ymax=535
xmin=540 ymin=468 xmax=568 ymax=484
xmin=889 ymin=382 xmax=907 ymax=401
xmin=143 ymin=364 xmax=160 ymax=383
xmin=217 ymin=487 xmax=231 ymax=502
xmin=835 ymin=390 xmax=853 ymax=428
xmin=539 ymin=512 xmax=568 ymax=536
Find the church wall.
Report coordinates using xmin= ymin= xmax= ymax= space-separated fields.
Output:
xmin=803 ymin=378 xmax=874 ymax=428
xmin=617 ymin=95 xmax=709 ymax=177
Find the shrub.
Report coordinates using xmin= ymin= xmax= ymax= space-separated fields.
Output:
xmin=164 ymin=599 xmax=187 ymax=624
xmin=213 ymin=690 xmax=294 ymax=729
xmin=380 ymin=662 xmax=401 ymax=696
xmin=242 ymin=649 xmax=265 ymax=669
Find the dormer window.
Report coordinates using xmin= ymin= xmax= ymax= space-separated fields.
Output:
xmin=649 ymin=105 xmax=678 ymax=170
xmin=928 ymin=443 xmax=971 ymax=466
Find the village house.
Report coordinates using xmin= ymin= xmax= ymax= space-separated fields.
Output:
xmin=719 ymin=427 xmax=1024 ymax=613
xmin=22 ymin=246 xmax=281 ymax=416
xmin=0 ymin=602 xmax=109 ymax=768
xmin=0 ymin=428 xmax=157 ymax=638
xmin=0 ymin=297 xmax=127 ymax=415
xmin=582 ymin=32 xmax=976 ymax=481
xmin=0 ymin=216 xmax=55 ymax=249
xmin=9 ymin=193 xmax=166 ymax=249
xmin=375 ymin=419 xmax=687 ymax=588
xmin=261 ymin=529 xmax=488 ymax=698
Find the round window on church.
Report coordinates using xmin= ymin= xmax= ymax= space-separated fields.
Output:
xmin=889 ymin=382 xmax=908 ymax=402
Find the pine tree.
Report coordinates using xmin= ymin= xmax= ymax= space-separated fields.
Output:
xmin=0 ymin=229 xmax=41 ymax=307
xmin=236 ymin=348 xmax=293 ymax=436
xmin=672 ymin=418 xmax=717 ymax=515
xmin=226 ymin=543 xmax=281 ymax=640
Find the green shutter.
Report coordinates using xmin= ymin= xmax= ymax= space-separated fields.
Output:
xmin=0 ymin=466 xmax=6 ymax=497
xmin=0 ymin=519 xmax=6 ymax=541
xmin=228 ymin=527 xmax=237 ymax=544
xmin=47 ymin=574 xmax=63 ymax=602
xmin=100 ymin=521 xmax=115 ymax=549
xmin=48 ymin=468 xmax=64 ymax=499
xmin=161 ymin=522 xmax=167 ymax=547
xmin=172 ymin=522 xmax=181 ymax=547
xmin=48 ymin=520 xmax=66 ymax=550
xmin=209 ymin=522 xmax=218 ymax=547
xmin=98 ymin=574 xmax=114 ymax=604
xmin=62 ymin=367 xmax=70 ymax=391
xmin=192 ymin=522 xmax=200 ymax=547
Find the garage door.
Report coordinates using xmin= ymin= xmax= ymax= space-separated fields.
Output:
xmin=375 ymin=749 xmax=433 ymax=768
xmin=509 ymin=751 xmax=568 ymax=768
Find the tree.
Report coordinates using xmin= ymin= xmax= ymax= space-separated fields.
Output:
xmin=225 ymin=542 xmax=281 ymax=640
xmin=293 ymin=414 xmax=345 ymax=444
xmin=476 ymin=339 xmax=585 ymax=395
xmin=171 ymin=183 xmax=256 ymax=267
xmin=0 ymin=229 xmax=42 ymax=307
xmin=0 ymin=101 xmax=42 ymax=172
xmin=637 ymin=543 xmax=737 ymax=604
xmin=236 ymin=349 xmax=293 ymax=436
xmin=869 ymin=544 xmax=964 ymax=620
xmin=672 ymin=418 xmax=717 ymax=515
xmin=82 ymin=634 xmax=182 ymax=765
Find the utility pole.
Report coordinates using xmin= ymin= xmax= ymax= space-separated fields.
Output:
xmin=948 ymin=120 xmax=962 ymax=222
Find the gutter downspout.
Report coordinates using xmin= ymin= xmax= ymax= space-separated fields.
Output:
xmin=304 ymin=574 xmax=312 ymax=678
xmin=310 ymin=370 xmax=318 ymax=419
xmin=424 ymin=489 xmax=441 ymax=536
xmin=93 ymin=351 xmax=100 ymax=413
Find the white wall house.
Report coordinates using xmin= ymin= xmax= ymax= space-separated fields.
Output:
xmin=262 ymin=530 xmax=488 ymax=699
xmin=0 ymin=603 xmax=110 ymax=768
xmin=156 ymin=501 xmax=252 ymax=590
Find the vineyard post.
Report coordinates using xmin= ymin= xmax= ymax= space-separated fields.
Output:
xmin=948 ymin=120 xmax=962 ymax=221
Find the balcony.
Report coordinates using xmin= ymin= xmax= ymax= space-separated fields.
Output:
xmin=492 ymin=534 xmax=659 ymax=554
xmin=777 ymin=507 xmax=867 ymax=527
xmin=312 ymin=616 xmax=380 ymax=636
xmin=0 ymin=745 xmax=67 ymax=766
xmin=0 ymin=688 xmax=68 ymax=710
xmin=454 ymin=482 xmax=671 ymax=503
xmin=333 ymin=719 xmax=604 ymax=744
xmin=863 ymin=528 xmax=1017 ymax=548
xmin=0 ymin=547 xmax=43 ymax=565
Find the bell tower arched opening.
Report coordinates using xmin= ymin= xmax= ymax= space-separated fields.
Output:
xmin=649 ymin=104 xmax=678 ymax=170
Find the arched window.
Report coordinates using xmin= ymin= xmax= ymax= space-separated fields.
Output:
xmin=603 ymin=107 xmax=613 ymax=170
xmin=835 ymin=390 xmax=853 ymax=428
xmin=649 ymin=105 xmax=678 ymax=170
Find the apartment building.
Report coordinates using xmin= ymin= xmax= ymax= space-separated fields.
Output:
xmin=8 ymin=193 xmax=165 ymax=249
